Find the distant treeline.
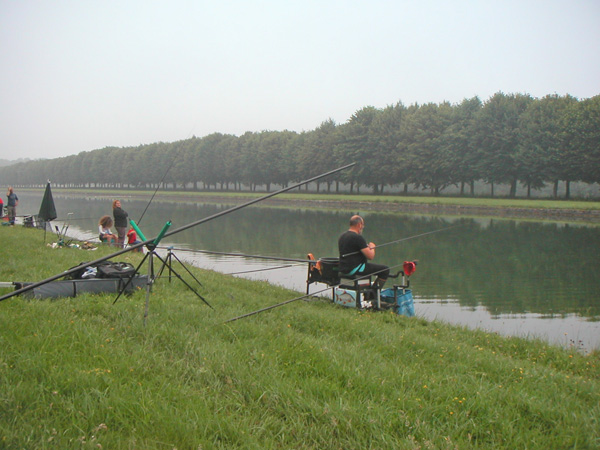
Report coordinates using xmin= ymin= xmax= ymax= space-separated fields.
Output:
xmin=2 ymin=92 xmax=599 ymax=198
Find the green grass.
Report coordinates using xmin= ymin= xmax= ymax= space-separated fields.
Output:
xmin=1 ymin=226 xmax=599 ymax=449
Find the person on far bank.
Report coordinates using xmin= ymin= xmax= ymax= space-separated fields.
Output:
xmin=6 ymin=187 xmax=18 ymax=225
xmin=112 ymin=199 xmax=129 ymax=248
xmin=338 ymin=215 xmax=389 ymax=290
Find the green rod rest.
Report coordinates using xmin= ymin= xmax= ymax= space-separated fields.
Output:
xmin=129 ymin=219 xmax=147 ymax=242
xmin=153 ymin=221 xmax=172 ymax=247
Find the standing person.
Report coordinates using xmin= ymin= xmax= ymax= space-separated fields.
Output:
xmin=0 ymin=195 xmax=4 ymax=218
xmin=338 ymin=214 xmax=389 ymax=289
xmin=6 ymin=187 xmax=18 ymax=225
xmin=112 ymin=200 xmax=129 ymax=248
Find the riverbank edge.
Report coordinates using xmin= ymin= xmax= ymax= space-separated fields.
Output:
xmin=44 ymin=188 xmax=600 ymax=223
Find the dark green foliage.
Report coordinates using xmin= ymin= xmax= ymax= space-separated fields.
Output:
xmin=1 ymin=93 xmax=598 ymax=199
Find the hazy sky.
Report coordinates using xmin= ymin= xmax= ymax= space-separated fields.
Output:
xmin=1 ymin=0 xmax=598 ymax=161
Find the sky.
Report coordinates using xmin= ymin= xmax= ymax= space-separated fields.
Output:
xmin=1 ymin=0 xmax=599 ymax=161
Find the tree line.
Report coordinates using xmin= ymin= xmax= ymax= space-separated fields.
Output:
xmin=2 ymin=92 xmax=599 ymax=198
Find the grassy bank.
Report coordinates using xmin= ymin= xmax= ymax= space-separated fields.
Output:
xmin=1 ymin=226 xmax=599 ymax=449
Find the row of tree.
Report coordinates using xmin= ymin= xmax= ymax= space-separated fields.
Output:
xmin=2 ymin=92 xmax=599 ymax=198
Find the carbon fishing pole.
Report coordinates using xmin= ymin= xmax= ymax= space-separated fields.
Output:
xmin=52 ymin=150 xmax=176 ymax=227
xmin=226 ymin=264 xmax=298 ymax=275
xmin=224 ymin=261 xmax=410 ymax=323
xmin=159 ymin=162 xmax=354 ymax=241
xmin=155 ymin=246 xmax=315 ymax=264
xmin=341 ymin=224 xmax=458 ymax=257
xmin=136 ymin=149 xmax=181 ymax=226
xmin=224 ymin=286 xmax=333 ymax=323
xmin=0 ymin=162 xmax=355 ymax=302
xmin=52 ymin=216 xmax=98 ymax=222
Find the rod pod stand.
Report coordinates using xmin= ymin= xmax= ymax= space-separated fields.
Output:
xmin=155 ymin=246 xmax=204 ymax=290
xmin=113 ymin=221 xmax=212 ymax=326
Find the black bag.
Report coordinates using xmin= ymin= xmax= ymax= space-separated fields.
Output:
xmin=96 ymin=261 xmax=137 ymax=279
xmin=67 ymin=261 xmax=137 ymax=280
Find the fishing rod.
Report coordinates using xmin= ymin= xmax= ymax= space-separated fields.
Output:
xmin=224 ymin=261 xmax=409 ymax=323
xmin=136 ymin=149 xmax=180 ymax=225
xmin=227 ymin=264 xmax=298 ymax=275
xmin=155 ymin=246 xmax=315 ymax=264
xmin=341 ymin=224 xmax=457 ymax=257
xmin=224 ymin=286 xmax=333 ymax=323
xmin=53 ymin=216 xmax=97 ymax=222
xmin=158 ymin=163 xmax=350 ymax=241
xmin=0 ymin=163 xmax=355 ymax=302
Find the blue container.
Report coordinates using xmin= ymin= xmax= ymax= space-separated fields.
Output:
xmin=381 ymin=288 xmax=415 ymax=317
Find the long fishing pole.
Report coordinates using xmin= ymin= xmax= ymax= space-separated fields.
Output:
xmin=155 ymin=246 xmax=315 ymax=264
xmin=0 ymin=163 xmax=355 ymax=302
xmin=52 ymin=150 xmax=177 ymax=237
xmin=136 ymin=150 xmax=180 ymax=225
xmin=342 ymin=224 xmax=457 ymax=257
xmin=52 ymin=216 xmax=98 ymax=222
xmin=224 ymin=286 xmax=333 ymax=323
xmin=160 ymin=162 xmax=353 ymax=240
xmin=224 ymin=261 xmax=408 ymax=323
xmin=227 ymin=264 xmax=297 ymax=275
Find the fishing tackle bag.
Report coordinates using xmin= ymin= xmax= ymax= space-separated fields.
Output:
xmin=67 ymin=261 xmax=137 ymax=280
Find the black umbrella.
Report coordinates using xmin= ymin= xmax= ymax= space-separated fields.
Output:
xmin=38 ymin=181 xmax=57 ymax=240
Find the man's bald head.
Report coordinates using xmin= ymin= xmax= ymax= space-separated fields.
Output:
xmin=349 ymin=215 xmax=364 ymax=227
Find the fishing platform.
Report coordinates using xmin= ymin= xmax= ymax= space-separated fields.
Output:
xmin=306 ymin=256 xmax=416 ymax=316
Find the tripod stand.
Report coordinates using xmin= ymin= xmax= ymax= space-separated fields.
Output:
xmin=155 ymin=246 xmax=205 ymax=289
xmin=113 ymin=232 xmax=213 ymax=325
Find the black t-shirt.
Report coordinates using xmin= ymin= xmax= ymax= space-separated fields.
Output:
xmin=338 ymin=231 xmax=368 ymax=274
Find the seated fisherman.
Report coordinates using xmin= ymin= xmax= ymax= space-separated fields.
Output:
xmin=338 ymin=215 xmax=389 ymax=290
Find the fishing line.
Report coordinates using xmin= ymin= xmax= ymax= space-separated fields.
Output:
xmin=342 ymin=224 xmax=457 ymax=257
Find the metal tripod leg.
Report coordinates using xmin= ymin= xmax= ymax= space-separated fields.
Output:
xmin=156 ymin=247 xmax=174 ymax=282
xmin=156 ymin=248 xmax=203 ymax=288
xmin=112 ymin=252 xmax=150 ymax=305
xmin=152 ymin=253 xmax=213 ymax=309
xmin=143 ymin=251 xmax=155 ymax=326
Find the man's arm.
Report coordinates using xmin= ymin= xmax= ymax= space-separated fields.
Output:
xmin=361 ymin=242 xmax=376 ymax=260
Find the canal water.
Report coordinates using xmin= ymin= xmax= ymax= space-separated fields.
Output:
xmin=17 ymin=191 xmax=600 ymax=352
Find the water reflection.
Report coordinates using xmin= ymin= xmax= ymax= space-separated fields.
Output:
xmin=18 ymin=192 xmax=600 ymax=351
